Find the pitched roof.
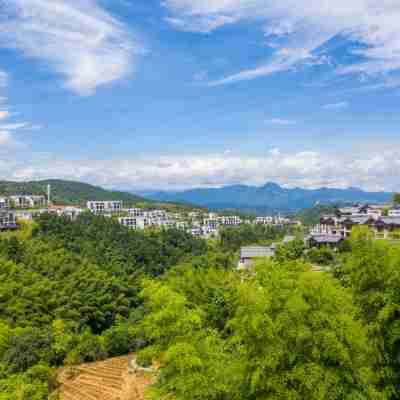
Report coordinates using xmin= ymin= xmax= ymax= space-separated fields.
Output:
xmin=309 ymin=234 xmax=343 ymax=244
xmin=379 ymin=217 xmax=400 ymax=226
xmin=241 ymin=246 xmax=275 ymax=258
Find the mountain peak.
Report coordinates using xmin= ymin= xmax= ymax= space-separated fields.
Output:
xmin=261 ymin=182 xmax=283 ymax=191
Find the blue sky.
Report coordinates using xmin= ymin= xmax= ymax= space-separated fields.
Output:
xmin=1 ymin=0 xmax=400 ymax=191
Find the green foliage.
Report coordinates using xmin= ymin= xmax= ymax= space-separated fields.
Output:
xmin=334 ymin=227 xmax=400 ymax=397
xmin=65 ymin=330 xmax=106 ymax=365
xmin=101 ymin=316 xmax=137 ymax=357
xmin=219 ymin=224 xmax=287 ymax=251
xmin=138 ymin=259 xmax=384 ymax=400
xmin=393 ymin=193 xmax=400 ymax=205
xmin=0 ymin=363 xmax=56 ymax=400
xmin=306 ymin=246 xmax=336 ymax=265
xmin=0 ymin=213 xmax=207 ymax=398
xmin=33 ymin=213 xmax=207 ymax=277
xmin=274 ymin=239 xmax=306 ymax=262
xmin=294 ymin=204 xmax=338 ymax=226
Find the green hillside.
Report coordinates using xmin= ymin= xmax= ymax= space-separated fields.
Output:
xmin=0 ymin=179 xmax=147 ymax=206
xmin=293 ymin=204 xmax=338 ymax=226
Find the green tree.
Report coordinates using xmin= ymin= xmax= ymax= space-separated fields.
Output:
xmin=138 ymin=260 xmax=384 ymax=400
xmin=335 ymin=227 xmax=400 ymax=398
xmin=274 ymin=239 xmax=305 ymax=262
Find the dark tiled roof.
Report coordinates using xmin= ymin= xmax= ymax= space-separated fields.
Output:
xmin=241 ymin=246 xmax=275 ymax=258
xmin=309 ymin=234 xmax=343 ymax=244
xmin=380 ymin=217 xmax=400 ymax=226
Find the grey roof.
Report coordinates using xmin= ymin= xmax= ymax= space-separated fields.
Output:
xmin=345 ymin=216 xmax=372 ymax=225
xmin=309 ymin=234 xmax=343 ymax=244
xmin=282 ymin=235 xmax=295 ymax=243
xmin=241 ymin=246 xmax=275 ymax=259
xmin=380 ymin=217 xmax=400 ymax=226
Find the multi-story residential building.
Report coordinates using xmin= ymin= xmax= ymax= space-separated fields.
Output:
xmin=87 ymin=201 xmax=123 ymax=214
xmin=175 ymin=221 xmax=188 ymax=230
xmin=119 ymin=216 xmax=149 ymax=230
xmin=218 ymin=216 xmax=242 ymax=226
xmin=47 ymin=205 xmax=84 ymax=220
xmin=0 ymin=197 xmax=9 ymax=209
xmin=256 ymin=216 xmax=274 ymax=225
xmin=336 ymin=204 xmax=385 ymax=220
xmin=9 ymin=195 xmax=47 ymax=209
xmin=0 ymin=211 xmax=18 ymax=230
xmin=312 ymin=214 xmax=400 ymax=241
xmin=127 ymin=208 xmax=144 ymax=217
xmin=255 ymin=215 xmax=301 ymax=226
xmin=203 ymin=217 xmax=219 ymax=230
xmin=388 ymin=208 xmax=400 ymax=217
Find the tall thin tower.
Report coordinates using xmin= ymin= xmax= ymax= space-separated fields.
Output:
xmin=47 ymin=184 xmax=51 ymax=205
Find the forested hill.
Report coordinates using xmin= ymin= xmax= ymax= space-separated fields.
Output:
xmin=0 ymin=179 xmax=148 ymax=206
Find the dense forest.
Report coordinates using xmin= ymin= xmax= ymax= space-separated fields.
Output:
xmin=0 ymin=214 xmax=400 ymax=399
xmin=0 ymin=214 xmax=209 ymax=398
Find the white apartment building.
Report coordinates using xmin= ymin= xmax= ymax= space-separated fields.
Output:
xmin=49 ymin=206 xmax=84 ymax=220
xmin=87 ymin=201 xmax=123 ymax=214
xmin=388 ymin=208 xmax=400 ymax=217
xmin=256 ymin=216 xmax=274 ymax=225
xmin=218 ymin=216 xmax=242 ymax=226
xmin=203 ymin=217 xmax=219 ymax=230
xmin=119 ymin=216 xmax=149 ymax=230
xmin=9 ymin=195 xmax=47 ymax=209
xmin=0 ymin=197 xmax=9 ymax=209
xmin=175 ymin=221 xmax=188 ymax=230
xmin=0 ymin=211 xmax=17 ymax=230
xmin=127 ymin=208 xmax=144 ymax=217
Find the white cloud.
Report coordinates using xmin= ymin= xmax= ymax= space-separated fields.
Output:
xmin=322 ymin=101 xmax=349 ymax=110
xmin=2 ymin=148 xmax=400 ymax=192
xmin=0 ymin=71 xmax=8 ymax=87
xmin=0 ymin=80 xmax=40 ymax=148
xmin=267 ymin=118 xmax=296 ymax=126
xmin=163 ymin=1 xmax=400 ymax=86
xmin=0 ymin=131 xmax=19 ymax=147
xmin=0 ymin=110 xmax=12 ymax=120
xmin=0 ymin=0 xmax=142 ymax=95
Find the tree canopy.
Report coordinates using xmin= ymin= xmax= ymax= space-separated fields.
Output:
xmin=137 ymin=259 xmax=384 ymax=400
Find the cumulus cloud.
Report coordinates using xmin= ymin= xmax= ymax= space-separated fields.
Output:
xmin=2 ymin=149 xmax=400 ymax=192
xmin=163 ymin=0 xmax=400 ymax=86
xmin=0 ymin=0 xmax=141 ymax=95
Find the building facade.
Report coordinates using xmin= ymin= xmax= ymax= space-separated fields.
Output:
xmin=87 ymin=201 xmax=123 ymax=214
xmin=0 ymin=211 xmax=18 ymax=230
xmin=9 ymin=195 xmax=47 ymax=209
xmin=0 ymin=197 xmax=9 ymax=210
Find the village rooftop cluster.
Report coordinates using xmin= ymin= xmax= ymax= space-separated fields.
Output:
xmin=309 ymin=203 xmax=400 ymax=246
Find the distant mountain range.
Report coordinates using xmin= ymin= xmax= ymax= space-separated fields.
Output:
xmin=145 ymin=182 xmax=393 ymax=214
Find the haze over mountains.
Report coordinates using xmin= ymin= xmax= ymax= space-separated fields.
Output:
xmin=145 ymin=182 xmax=393 ymax=214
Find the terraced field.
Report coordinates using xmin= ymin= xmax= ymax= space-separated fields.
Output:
xmin=58 ymin=355 xmax=152 ymax=400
